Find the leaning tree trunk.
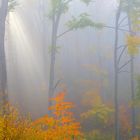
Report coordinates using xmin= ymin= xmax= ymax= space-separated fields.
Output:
xmin=127 ymin=0 xmax=137 ymax=137
xmin=0 ymin=0 xmax=8 ymax=115
xmin=114 ymin=2 xmax=121 ymax=140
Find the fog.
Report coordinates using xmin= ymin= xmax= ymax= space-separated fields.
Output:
xmin=6 ymin=0 xmax=139 ymax=117
xmin=0 ymin=0 xmax=140 ymax=140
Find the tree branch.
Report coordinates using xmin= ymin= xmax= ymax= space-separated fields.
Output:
xmin=118 ymin=58 xmax=134 ymax=71
xmin=57 ymin=28 xmax=73 ymax=38
xmin=118 ymin=70 xmax=130 ymax=74
xmin=120 ymin=24 xmax=129 ymax=27
xmin=118 ymin=16 xmax=128 ymax=26
xmin=117 ymin=44 xmax=127 ymax=50
xmin=104 ymin=25 xmax=130 ymax=32
xmin=117 ymin=45 xmax=127 ymax=64
xmin=54 ymin=79 xmax=62 ymax=91
xmin=57 ymin=25 xmax=132 ymax=39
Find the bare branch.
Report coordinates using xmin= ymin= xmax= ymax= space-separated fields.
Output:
xmin=54 ymin=79 xmax=62 ymax=91
xmin=57 ymin=21 xmax=133 ymax=39
xmin=57 ymin=25 xmax=131 ymax=39
xmin=57 ymin=28 xmax=73 ymax=38
xmin=120 ymin=24 xmax=129 ymax=27
xmin=117 ymin=44 xmax=127 ymax=50
xmin=117 ymin=45 xmax=127 ymax=64
xmin=118 ymin=16 xmax=128 ymax=26
xmin=118 ymin=70 xmax=130 ymax=74
xmin=104 ymin=25 xmax=130 ymax=32
xmin=118 ymin=58 xmax=134 ymax=71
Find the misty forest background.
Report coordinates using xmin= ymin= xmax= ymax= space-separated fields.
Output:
xmin=0 ymin=0 xmax=140 ymax=140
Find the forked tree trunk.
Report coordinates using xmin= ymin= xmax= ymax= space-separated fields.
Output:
xmin=0 ymin=0 xmax=8 ymax=115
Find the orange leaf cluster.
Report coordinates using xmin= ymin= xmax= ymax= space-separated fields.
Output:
xmin=33 ymin=92 xmax=82 ymax=140
xmin=0 ymin=93 xmax=82 ymax=140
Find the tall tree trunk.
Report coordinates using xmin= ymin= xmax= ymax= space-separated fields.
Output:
xmin=48 ymin=8 xmax=61 ymax=109
xmin=130 ymin=56 xmax=136 ymax=137
xmin=41 ymin=0 xmax=47 ymax=76
xmin=0 ymin=0 xmax=8 ymax=115
xmin=127 ymin=0 xmax=137 ymax=136
xmin=114 ymin=2 xmax=121 ymax=140
xmin=48 ymin=20 xmax=57 ymax=107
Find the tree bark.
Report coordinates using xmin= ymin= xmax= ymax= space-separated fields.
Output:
xmin=127 ymin=0 xmax=137 ymax=137
xmin=114 ymin=2 xmax=121 ymax=140
xmin=130 ymin=55 xmax=136 ymax=137
xmin=0 ymin=0 xmax=8 ymax=115
xmin=48 ymin=5 xmax=61 ymax=110
xmin=48 ymin=19 xmax=57 ymax=108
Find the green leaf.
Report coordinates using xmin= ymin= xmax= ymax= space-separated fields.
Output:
xmin=66 ymin=13 xmax=104 ymax=30
xmin=48 ymin=0 xmax=69 ymax=19
xmin=8 ymin=0 xmax=18 ymax=12
xmin=80 ymin=0 xmax=93 ymax=5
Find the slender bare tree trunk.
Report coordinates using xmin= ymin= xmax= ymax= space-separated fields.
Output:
xmin=127 ymin=0 xmax=137 ymax=136
xmin=48 ymin=7 xmax=61 ymax=110
xmin=114 ymin=2 xmax=121 ymax=140
xmin=130 ymin=55 xmax=136 ymax=137
xmin=0 ymin=1 xmax=8 ymax=140
xmin=48 ymin=19 xmax=57 ymax=107
xmin=0 ymin=0 xmax=8 ymax=115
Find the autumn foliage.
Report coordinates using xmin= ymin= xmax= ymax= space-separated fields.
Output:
xmin=126 ymin=35 xmax=140 ymax=55
xmin=0 ymin=104 xmax=42 ymax=140
xmin=33 ymin=92 xmax=82 ymax=140
xmin=0 ymin=93 xmax=82 ymax=140
xmin=0 ymin=92 xmax=139 ymax=140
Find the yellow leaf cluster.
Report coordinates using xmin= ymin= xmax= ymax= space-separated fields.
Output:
xmin=0 ymin=93 xmax=82 ymax=140
xmin=0 ymin=104 xmax=44 ymax=140
xmin=81 ymin=90 xmax=113 ymax=123
xmin=126 ymin=35 xmax=140 ymax=55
